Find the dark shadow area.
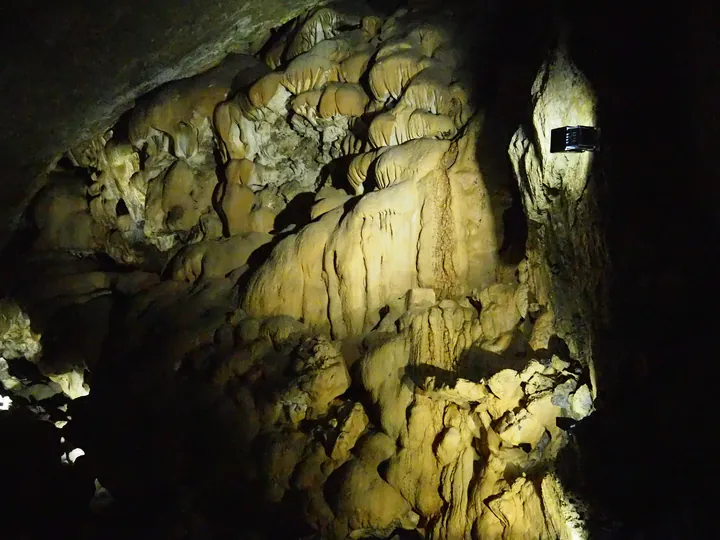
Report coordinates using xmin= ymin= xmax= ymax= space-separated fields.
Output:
xmin=455 ymin=327 xmax=531 ymax=380
xmin=272 ymin=191 xmax=317 ymax=232
xmin=497 ymin=187 xmax=528 ymax=265
xmin=0 ymin=407 xmax=95 ymax=539
xmin=549 ymin=1 xmax=716 ymax=537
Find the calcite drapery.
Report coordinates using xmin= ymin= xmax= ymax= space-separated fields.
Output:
xmin=7 ymin=5 xmax=604 ymax=539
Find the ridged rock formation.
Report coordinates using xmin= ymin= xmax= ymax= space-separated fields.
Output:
xmin=0 ymin=5 xmax=605 ymax=539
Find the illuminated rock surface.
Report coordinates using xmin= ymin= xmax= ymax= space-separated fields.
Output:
xmin=0 ymin=4 xmax=599 ymax=538
xmin=3 ymin=0 xmax=707 ymax=538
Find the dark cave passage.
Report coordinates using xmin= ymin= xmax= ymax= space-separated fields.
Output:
xmin=555 ymin=1 xmax=716 ymax=537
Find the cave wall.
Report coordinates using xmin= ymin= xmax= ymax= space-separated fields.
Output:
xmin=0 ymin=0 xmax=325 ymax=250
xmin=0 ymin=0 xmax=716 ymax=537
xmin=0 ymin=2 xmax=605 ymax=538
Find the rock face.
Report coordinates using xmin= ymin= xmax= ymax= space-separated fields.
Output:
xmin=0 ymin=0 xmax=323 ymax=250
xmin=508 ymin=45 xmax=608 ymax=393
xmin=0 ymin=4 xmax=606 ymax=539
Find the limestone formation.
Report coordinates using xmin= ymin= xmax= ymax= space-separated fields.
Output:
xmin=0 ymin=300 xmax=42 ymax=361
xmin=509 ymin=45 xmax=608 ymax=393
xmin=167 ymin=232 xmax=272 ymax=283
xmin=5 ymin=5 xmax=606 ymax=540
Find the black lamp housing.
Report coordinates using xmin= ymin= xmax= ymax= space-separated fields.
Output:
xmin=550 ymin=125 xmax=601 ymax=153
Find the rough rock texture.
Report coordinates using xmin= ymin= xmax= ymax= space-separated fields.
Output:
xmin=508 ymin=45 xmax=608 ymax=393
xmin=0 ymin=0 xmax=323 ymax=250
xmin=0 ymin=4 xmax=606 ymax=539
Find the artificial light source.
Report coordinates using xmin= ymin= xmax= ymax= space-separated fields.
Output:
xmin=0 ymin=393 xmax=11 ymax=410
xmin=550 ymin=126 xmax=601 ymax=153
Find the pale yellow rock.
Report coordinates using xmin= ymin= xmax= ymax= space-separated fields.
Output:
xmin=239 ymin=27 xmax=501 ymax=347
xmin=293 ymin=441 xmax=331 ymax=493
xmin=243 ymin=149 xmax=478 ymax=337
xmin=367 ymin=108 xmax=456 ymax=149
xmin=364 ymin=100 xmax=386 ymax=116
xmin=213 ymin=100 xmax=246 ymax=161
xmin=397 ymin=68 xmax=453 ymax=115
xmin=524 ymin=391 xmax=566 ymax=455
xmin=485 ymin=369 xmax=524 ymax=420
xmin=339 ymin=50 xmax=372 ymax=84
xmin=374 ymin=138 xmax=452 ymax=189
xmin=346 ymin=147 xmax=390 ymax=195
xmin=275 ymin=337 xmax=349 ymax=422
xmin=128 ymin=67 xmax=232 ymax=164
xmin=408 ymin=24 xmax=447 ymax=57
xmin=481 ymin=477 xmax=555 ymax=539
xmin=338 ymin=132 xmax=366 ymax=157
xmin=310 ymin=187 xmax=352 ymax=220
xmin=224 ymin=158 xmax=252 ymax=186
xmin=146 ymin=160 xmax=212 ymax=234
xmin=496 ymin=409 xmax=547 ymax=448
xmin=359 ymin=337 xmax=414 ymax=440
xmin=263 ymin=31 xmax=291 ymax=70
xmin=0 ymin=301 xmax=42 ymax=361
xmin=330 ymin=402 xmax=369 ymax=462
xmin=550 ymin=355 xmax=571 ymax=372
xmin=398 ymin=302 xmax=480 ymax=374
xmin=487 ymin=369 xmax=522 ymax=402
xmin=540 ymin=473 xmax=589 ymax=540
xmin=285 ymin=7 xmax=341 ymax=60
xmin=306 ymin=37 xmax=353 ymax=63
xmin=448 ymin=81 xmax=475 ymax=128
xmin=248 ymin=207 xmax=276 ymax=234
xmin=318 ymin=83 xmax=369 ymax=118
xmin=476 ymin=283 xmax=522 ymax=349
xmin=248 ymin=72 xmax=285 ymax=108
xmin=258 ymin=316 xmax=306 ymax=348
xmin=407 ymin=109 xmax=457 ymax=140
xmin=282 ymin=53 xmax=338 ymax=95
xmin=385 ymin=397 xmax=445 ymax=517
xmin=217 ymin=181 xmax=255 ymax=236
xmin=115 ymin=18 xmax=604 ymax=540
xmin=85 ymin=140 xmax=143 ymax=228
xmin=432 ymin=445 xmax=478 ymax=540
xmin=508 ymin=45 xmax=604 ymax=382
xmin=368 ymin=52 xmax=429 ymax=102
xmin=361 ymin=16 xmax=382 ymax=38
xmin=447 ymin=115 xmax=504 ymax=291
xmin=367 ymin=110 xmax=405 ymax=148
xmin=375 ymin=36 xmax=420 ymax=62
xmin=291 ymin=89 xmax=323 ymax=119
xmin=329 ymin=451 xmax=420 ymax=539
xmin=405 ymin=288 xmax=436 ymax=311
xmin=570 ymin=384 xmax=593 ymax=420
xmin=520 ymin=359 xmax=556 ymax=382
xmin=47 ymin=369 xmax=90 ymax=400
xmin=422 ymin=378 xmax=488 ymax=407
xmin=435 ymin=426 xmax=462 ymax=466
xmin=529 ymin=309 xmax=556 ymax=351
xmin=525 ymin=372 xmax=556 ymax=394
xmin=168 ymin=232 xmax=272 ymax=282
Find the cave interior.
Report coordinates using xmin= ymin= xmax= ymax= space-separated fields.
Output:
xmin=0 ymin=0 xmax=715 ymax=539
